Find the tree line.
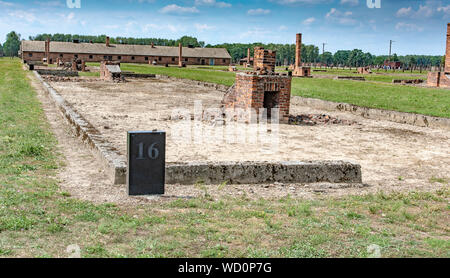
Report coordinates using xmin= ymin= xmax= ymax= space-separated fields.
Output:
xmin=30 ymin=33 xmax=206 ymax=48
xmin=1 ymin=31 xmax=444 ymax=68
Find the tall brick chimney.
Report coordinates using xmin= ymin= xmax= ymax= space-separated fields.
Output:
xmin=45 ymin=38 xmax=50 ymax=63
xmin=106 ymin=36 xmax=110 ymax=47
xmin=178 ymin=43 xmax=183 ymax=67
xmin=295 ymin=33 xmax=302 ymax=68
xmin=445 ymin=23 xmax=450 ymax=73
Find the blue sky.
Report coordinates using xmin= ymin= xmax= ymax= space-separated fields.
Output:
xmin=0 ymin=0 xmax=449 ymax=55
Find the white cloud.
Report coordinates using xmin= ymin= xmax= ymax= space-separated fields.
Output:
xmin=395 ymin=22 xmax=424 ymax=32
xmin=396 ymin=7 xmax=412 ymax=17
xmin=325 ymin=8 xmax=357 ymax=25
xmin=271 ymin=0 xmax=333 ymax=5
xmin=195 ymin=0 xmax=231 ymax=8
xmin=160 ymin=4 xmax=199 ymax=14
xmin=8 ymin=10 xmax=37 ymax=23
xmin=195 ymin=23 xmax=215 ymax=32
xmin=302 ymin=17 xmax=316 ymax=25
xmin=340 ymin=0 xmax=358 ymax=6
xmin=0 ymin=1 xmax=14 ymax=6
xmin=247 ymin=8 xmax=271 ymax=15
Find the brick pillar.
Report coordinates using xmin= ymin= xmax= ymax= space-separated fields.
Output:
xmin=81 ymin=60 xmax=86 ymax=72
xmin=445 ymin=23 xmax=450 ymax=73
xmin=178 ymin=43 xmax=183 ymax=67
xmin=247 ymin=48 xmax=250 ymax=65
xmin=106 ymin=36 xmax=110 ymax=47
xmin=295 ymin=33 xmax=302 ymax=68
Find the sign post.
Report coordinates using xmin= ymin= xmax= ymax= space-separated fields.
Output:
xmin=127 ymin=131 xmax=166 ymax=196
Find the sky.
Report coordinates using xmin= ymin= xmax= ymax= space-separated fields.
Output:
xmin=0 ymin=0 xmax=449 ymax=55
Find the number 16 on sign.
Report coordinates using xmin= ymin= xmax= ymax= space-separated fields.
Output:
xmin=127 ymin=131 xmax=166 ymax=196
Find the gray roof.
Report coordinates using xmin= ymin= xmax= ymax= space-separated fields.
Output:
xmin=21 ymin=40 xmax=231 ymax=59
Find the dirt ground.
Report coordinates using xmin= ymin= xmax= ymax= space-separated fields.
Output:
xmin=31 ymin=75 xmax=449 ymax=205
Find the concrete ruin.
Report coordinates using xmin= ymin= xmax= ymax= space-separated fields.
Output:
xmin=223 ymin=47 xmax=292 ymax=121
xmin=100 ymin=61 xmax=123 ymax=82
xmin=292 ymin=34 xmax=312 ymax=78
xmin=428 ymin=23 xmax=450 ymax=88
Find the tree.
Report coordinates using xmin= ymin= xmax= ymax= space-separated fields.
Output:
xmin=3 ymin=31 xmax=21 ymax=57
xmin=0 ymin=43 xmax=3 ymax=57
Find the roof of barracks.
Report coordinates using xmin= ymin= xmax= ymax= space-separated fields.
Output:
xmin=21 ymin=40 xmax=232 ymax=59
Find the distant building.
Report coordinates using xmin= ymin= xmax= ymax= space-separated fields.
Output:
xmin=20 ymin=37 xmax=232 ymax=66
xmin=384 ymin=61 xmax=402 ymax=69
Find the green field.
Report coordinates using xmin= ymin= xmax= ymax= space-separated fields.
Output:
xmin=0 ymin=58 xmax=449 ymax=258
xmin=108 ymin=63 xmax=449 ymax=118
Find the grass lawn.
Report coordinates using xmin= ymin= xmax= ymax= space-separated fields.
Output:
xmin=0 ymin=58 xmax=449 ymax=258
xmin=103 ymin=63 xmax=450 ymax=118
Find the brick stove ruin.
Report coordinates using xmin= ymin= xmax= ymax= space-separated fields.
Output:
xmin=100 ymin=61 xmax=123 ymax=82
xmin=292 ymin=33 xmax=311 ymax=78
xmin=223 ymin=47 xmax=292 ymax=121
xmin=428 ymin=23 xmax=450 ymax=88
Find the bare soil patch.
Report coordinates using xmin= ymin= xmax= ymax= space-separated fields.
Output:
xmin=31 ymin=76 xmax=449 ymax=204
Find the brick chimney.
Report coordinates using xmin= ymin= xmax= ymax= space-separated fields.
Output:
xmin=445 ymin=23 xmax=450 ymax=73
xmin=45 ymin=38 xmax=50 ymax=63
xmin=247 ymin=48 xmax=251 ymax=65
xmin=295 ymin=33 xmax=302 ymax=68
xmin=178 ymin=43 xmax=183 ymax=67
xmin=151 ymin=42 xmax=155 ymax=48
xmin=106 ymin=36 xmax=110 ymax=47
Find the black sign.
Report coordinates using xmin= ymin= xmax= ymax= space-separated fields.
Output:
xmin=127 ymin=131 xmax=166 ymax=196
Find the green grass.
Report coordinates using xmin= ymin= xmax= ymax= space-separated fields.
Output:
xmin=109 ymin=63 xmax=450 ymax=118
xmin=0 ymin=58 xmax=449 ymax=258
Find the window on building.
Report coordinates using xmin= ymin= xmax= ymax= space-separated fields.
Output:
xmin=60 ymin=54 xmax=63 ymax=58
xmin=185 ymin=58 xmax=188 ymax=62
xmin=158 ymin=57 xmax=162 ymax=61
xmin=145 ymin=57 xmax=149 ymax=61
xmin=223 ymin=59 xmax=226 ymax=63
xmin=28 ymin=53 xmax=33 ymax=57
xmin=172 ymin=57 xmax=175 ymax=62
xmin=89 ymin=55 xmax=93 ymax=59
xmin=131 ymin=56 xmax=135 ymax=60
xmin=104 ymin=55 xmax=107 ymax=59
xmin=74 ymin=54 xmax=78 ymax=59
xmin=118 ymin=56 xmax=122 ymax=60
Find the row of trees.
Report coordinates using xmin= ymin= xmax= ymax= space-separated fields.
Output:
xmin=30 ymin=33 xmax=206 ymax=48
xmin=2 ymin=31 xmax=21 ymax=57
xmin=2 ymin=31 xmax=445 ymax=68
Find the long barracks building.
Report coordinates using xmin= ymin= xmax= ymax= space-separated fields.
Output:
xmin=20 ymin=37 xmax=232 ymax=66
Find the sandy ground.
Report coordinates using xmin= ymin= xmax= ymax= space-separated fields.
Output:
xmin=31 ymin=76 xmax=449 ymax=205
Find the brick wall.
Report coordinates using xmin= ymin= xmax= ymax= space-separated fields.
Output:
xmin=253 ymin=47 xmax=276 ymax=73
xmin=445 ymin=23 xmax=450 ymax=73
xmin=427 ymin=72 xmax=440 ymax=87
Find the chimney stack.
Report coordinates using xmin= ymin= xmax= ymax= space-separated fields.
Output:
xmin=45 ymin=38 xmax=50 ymax=63
xmin=295 ymin=33 xmax=302 ymax=68
xmin=178 ymin=43 xmax=183 ymax=67
xmin=106 ymin=36 xmax=110 ymax=47
xmin=445 ymin=23 xmax=450 ymax=73
xmin=151 ymin=42 xmax=155 ymax=48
